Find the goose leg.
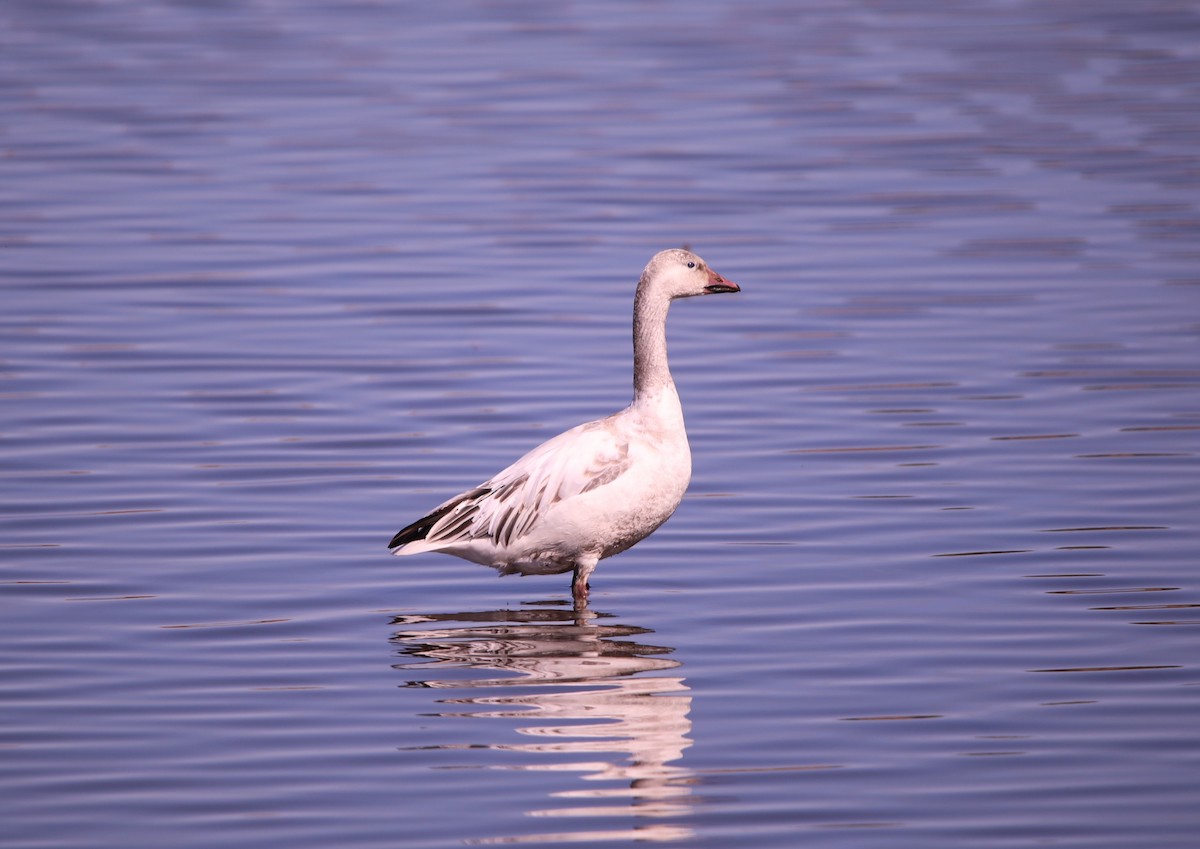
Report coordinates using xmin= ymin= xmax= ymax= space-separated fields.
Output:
xmin=571 ymin=553 xmax=599 ymax=608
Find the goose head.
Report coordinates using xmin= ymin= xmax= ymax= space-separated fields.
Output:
xmin=641 ymin=248 xmax=741 ymax=300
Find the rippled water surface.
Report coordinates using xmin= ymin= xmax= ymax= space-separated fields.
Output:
xmin=3 ymin=2 xmax=1199 ymax=847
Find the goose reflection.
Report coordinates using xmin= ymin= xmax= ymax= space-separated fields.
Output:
xmin=391 ymin=602 xmax=695 ymax=843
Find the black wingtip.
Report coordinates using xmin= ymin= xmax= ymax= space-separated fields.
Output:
xmin=388 ymin=517 xmax=434 ymax=550
xmin=388 ymin=486 xmax=491 ymax=551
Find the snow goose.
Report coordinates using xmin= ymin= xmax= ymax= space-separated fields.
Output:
xmin=388 ymin=248 xmax=741 ymax=606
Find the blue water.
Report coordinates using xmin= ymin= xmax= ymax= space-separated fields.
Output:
xmin=3 ymin=1 xmax=1199 ymax=847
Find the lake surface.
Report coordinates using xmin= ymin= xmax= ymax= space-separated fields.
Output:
xmin=3 ymin=1 xmax=1199 ymax=847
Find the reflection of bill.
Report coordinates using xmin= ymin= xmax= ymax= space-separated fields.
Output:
xmin=392 ymin=605 xmax=695 ymax=843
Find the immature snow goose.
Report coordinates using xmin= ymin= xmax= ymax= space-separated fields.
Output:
xmin=388 ymin=248 xmax=741 ymax=606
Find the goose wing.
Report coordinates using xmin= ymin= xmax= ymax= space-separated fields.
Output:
xmin=389 ymin=418 xmax=631 ymax=553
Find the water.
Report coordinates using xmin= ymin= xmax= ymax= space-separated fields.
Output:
xmin=3 ymin=1 xmax=1199 ymax=847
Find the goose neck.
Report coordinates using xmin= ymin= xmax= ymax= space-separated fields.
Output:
xmin=632 ymin=283 xmax=674 ymax=398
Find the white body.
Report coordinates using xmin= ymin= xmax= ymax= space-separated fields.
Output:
xmin=396 ymin=385 xmax=690 ymax=575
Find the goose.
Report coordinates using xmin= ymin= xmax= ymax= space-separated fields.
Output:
xmin=388 ymin=248 xmax=741 ymax=606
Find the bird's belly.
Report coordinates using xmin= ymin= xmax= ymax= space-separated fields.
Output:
xmin=533 ymin=456 xmax=690 ymax=562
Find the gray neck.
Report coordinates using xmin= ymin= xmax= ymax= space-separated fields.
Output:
xmin=632 ymin=278 xmax=674 ymax=399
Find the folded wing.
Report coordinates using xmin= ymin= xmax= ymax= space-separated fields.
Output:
xmin=389 ymin=419 xmax=631 ymax=556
